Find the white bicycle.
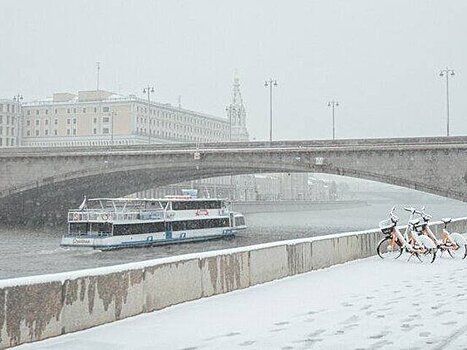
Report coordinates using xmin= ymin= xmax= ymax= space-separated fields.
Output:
xmin=415 ymin=208 xmax=467 ymax=259
xmin=377 ymin=207 xmax=437 ymax=263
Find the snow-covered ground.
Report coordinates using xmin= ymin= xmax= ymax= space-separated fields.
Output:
xmin=19 ymin=255 xmax=467 ymax=350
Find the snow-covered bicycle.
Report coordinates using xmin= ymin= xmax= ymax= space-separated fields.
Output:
xmin=415 ymin=208 xmax=467 ymax=259
xmin=377 ymin=207 xmax=437 ymax=263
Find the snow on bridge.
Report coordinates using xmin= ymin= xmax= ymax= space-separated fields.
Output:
xmin=19 ymin=255 xmax=467 ymax=350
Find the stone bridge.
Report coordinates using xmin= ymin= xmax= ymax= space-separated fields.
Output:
xmin=0 ymin=136 xmax=466 ymax=225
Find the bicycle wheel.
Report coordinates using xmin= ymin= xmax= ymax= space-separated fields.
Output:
xmin=447 ymin=244 xmax=467 ymax=260
xmin=416 ymin=248 xmax=437 ymax=263
xmin=377 ymin=237 xmax=403 ymax=259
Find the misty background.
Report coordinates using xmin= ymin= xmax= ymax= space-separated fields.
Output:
xmin=1 ymin=0 xmax=466 ymax=141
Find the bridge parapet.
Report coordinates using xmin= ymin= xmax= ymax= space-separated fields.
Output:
xmin=1 ymin=136 xmax=467 ymax=156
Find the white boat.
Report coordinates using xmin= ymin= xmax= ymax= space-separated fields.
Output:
xmin=60 ymin=196 xmax=247 ymax=249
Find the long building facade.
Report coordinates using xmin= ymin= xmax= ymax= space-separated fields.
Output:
xmin=20 ymin=91 xmax=234 ymax=147
xmin=1 ymin=75 xmax=247 ymax=148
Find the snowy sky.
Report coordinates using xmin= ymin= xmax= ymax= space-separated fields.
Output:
xmin=1 ymin=0 xmax=467 ymax=141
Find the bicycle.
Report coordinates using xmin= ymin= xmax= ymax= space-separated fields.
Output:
xmin=377 ymin=207 xmax=437 ymax=263
xmin=415 ymin=208 xmax=467 ymax=259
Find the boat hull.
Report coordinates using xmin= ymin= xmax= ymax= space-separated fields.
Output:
xmin=61 ymin=227 xmax=245 ymax=250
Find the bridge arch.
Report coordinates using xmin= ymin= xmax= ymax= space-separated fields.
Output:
xmin=0 ymin=137 xmax=466 ymax=224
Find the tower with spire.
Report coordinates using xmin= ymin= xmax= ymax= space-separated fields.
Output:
xmin=225 ymin=71 xmax=249 ymax=141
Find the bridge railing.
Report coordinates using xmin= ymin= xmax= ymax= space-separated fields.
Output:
xmin=1 ymin=136 xmax=467 ymax=156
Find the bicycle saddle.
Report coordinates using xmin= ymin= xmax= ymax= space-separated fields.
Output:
xmin=408 ymin=219 xmax=420 ymax=226
xmin=442 ymin=218 xmax=452 ymax=224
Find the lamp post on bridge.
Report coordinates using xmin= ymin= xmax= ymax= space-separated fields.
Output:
xmin=327 ymin=100 xmax=339 ymax=140
xmin=439 ymin=67 xmax=455 ymax=137
xmin=143 ymin=86 xmax=155 ymax=144
xmin=13 ymin=94 xmax=23 ymax=147
xmin=264 ymin=79 xmax=278 ymax=142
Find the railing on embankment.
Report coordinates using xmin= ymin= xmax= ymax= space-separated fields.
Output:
xmin=1 ymin=217 xmax=467 ymax=349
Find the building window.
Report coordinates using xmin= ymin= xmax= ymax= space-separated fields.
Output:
xmin=73 ymin=129 xmax=76 ymax=135
xmin=93 ymin=117 xmax=97 ymax=123
xmin=67 ymin=129 xmax=70 ymax=135
xmin=103 ymin=127 xmax=109 ymax=134
xmin=102 ymin=117 xmax=109 ymax=123
xmin=67 ymin=119 xmax=71 ymax=125
xmin=83 ymin=108 xmax=86 ymax=113
xmin=54 ymin=119 xmax=58 ymax=125
xmin=93 ymin=128 xmax=97 ymax=134
xmin=67 ymin=109 xmax=70 ymax=114
xmin=54 ymin=130 xmax=58 ymax=135
xmin=27 ymin=130 xmax=30 ymax=136
xmin=36 ymin=110 xmax=39 ymax=115
xmin=45 ymin=119 xmax=49 ymax=125
xmin=26 ymin=120 xmax=30 ymax=126
xmin=103 ymin=107 xmax=109 ymax=112
xmin=45 ymin=109 xmax=49 ymax=115
xmin=35 ymin=120 xmax=40 ymax=126
xmin=94 ymin=107 xmax=97 ymax=113
xmin=73 ymin=108 xmax=76 ymax=113
xmin=35 ymin=130 xmax=39 ymax=136
xmin=45 ymin=129 xmax=49 ymax=136
xmin=73 ymin=118 xmax=76 ymax=124
xmin=55 ymin=109 xmax=58 ymax=114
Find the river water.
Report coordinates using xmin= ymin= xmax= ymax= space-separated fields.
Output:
xmin=1 ymin=197 xmax=466 ymax=280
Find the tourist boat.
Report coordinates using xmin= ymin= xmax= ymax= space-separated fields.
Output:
xmin=60 ymin=196 xmax=247 ymax=249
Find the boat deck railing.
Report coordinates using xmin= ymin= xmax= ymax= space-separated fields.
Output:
xmin=68 ymin=208 xmax=166 ymax=222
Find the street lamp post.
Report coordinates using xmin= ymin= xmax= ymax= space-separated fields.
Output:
xmin=439 ymin=67 xmax=455 ymax=137
xmin=96 ymin=62 xmax=101 ymax=91
xmin=143 ymin=86 xmax=155 ymax=144
xmin=327 ymin=100 xmax=339 ymax=140
xmin=13 ymin=94 xmax=23 ymax=147
xmin=264 ymin=79 xmax=278 ymax=142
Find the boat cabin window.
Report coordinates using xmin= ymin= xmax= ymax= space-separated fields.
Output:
xmin=113 ymin=222 xmax=165 ymax=236
xmin=235 ymin=216 xmax=245 ymax=226
xmin=171 ymin=200 xmax=223 ymax=211
xmin=69 ymin=223 xmax=89 ymax=235
xmin=91 ymin=223 xmax=112 ymax=234
xmin=172 ymin=217 xmax=230 ymax=231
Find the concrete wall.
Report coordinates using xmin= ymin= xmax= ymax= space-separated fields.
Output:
xmin=1 ymin=217 xmax=467 ymax=348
